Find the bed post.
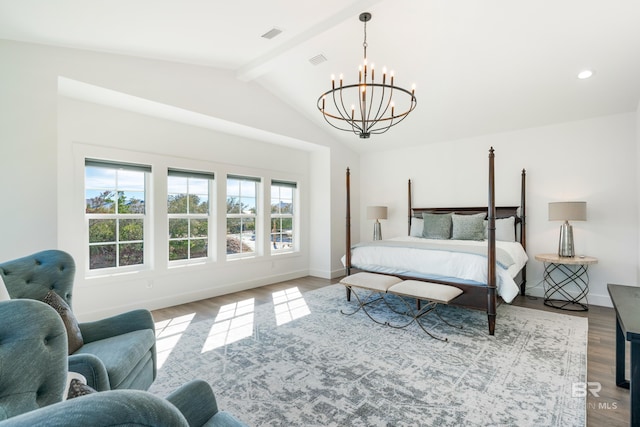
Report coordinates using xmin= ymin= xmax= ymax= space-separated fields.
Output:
xmin=345 ymin=168 xmax=352 ymax=301
xmin=408 ymin=179 xmax=413 ymax=235
xmin=520 ymin=169 xmax=527 ymax=295
xmin=487 ymin=148 xmax=497 ymax=336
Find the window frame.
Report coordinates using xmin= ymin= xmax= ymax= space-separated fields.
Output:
xmin=226 ymin=175 xmax=261 ymax=260
xmin=167 ymin=168 xmax=215 ymax=265
xmin=270 ymin=180 xmax=297 ymax=255
xmin=84 ymin=159 xmax=151 ymax=275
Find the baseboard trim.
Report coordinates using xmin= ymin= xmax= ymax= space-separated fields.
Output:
xmin=78 ymin=270 xmax=310 ymax=321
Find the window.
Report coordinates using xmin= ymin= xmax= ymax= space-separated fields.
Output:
xmin=271 ymin=180 xmax=296 ymax=253
xmin=85 ymin=159 xmax=150 ymax=270
xmin=168 ymin=169 xmax=214 ymax=263
xmin=226 ymin=175 xmax=260 ymax=257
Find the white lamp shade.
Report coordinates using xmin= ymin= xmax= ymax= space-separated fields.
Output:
xmin=366 ymin=206 xmax=388 ymax=220
xmin=548 ymin=202 xmax=587 ymax=221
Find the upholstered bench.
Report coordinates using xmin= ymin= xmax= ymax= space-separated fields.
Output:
xmin=387 ymin=280 xmax=463 ymax=341
xmin=340 ymin=273 xmax=464 ymax=340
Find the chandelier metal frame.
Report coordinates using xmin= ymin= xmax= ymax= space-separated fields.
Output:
xmin=317 ymin=12 xmax=417 ymax=139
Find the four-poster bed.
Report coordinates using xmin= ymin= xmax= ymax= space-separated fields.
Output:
xmin=343 ymin=148 xmax=527 ymax=335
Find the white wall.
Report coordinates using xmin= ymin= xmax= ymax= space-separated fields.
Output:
xmin=358 ymin=113 xmax=638 ymax=307
xmin=57 ymin=97 xmax=314 ymax=319
xmin=637 ymin=99 xmax=640 ymax=279
xmin=0 ymin=39 xmax=359 ymax=319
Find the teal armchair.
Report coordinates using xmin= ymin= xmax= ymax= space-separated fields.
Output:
xmin=0 ymin=250 xmax=156 ymax=391
xmin=0 ymin=299 xmax=248 ymax=427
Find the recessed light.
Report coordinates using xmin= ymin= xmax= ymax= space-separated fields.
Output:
xmin=577 ymin=70 xmax=594 ymax=80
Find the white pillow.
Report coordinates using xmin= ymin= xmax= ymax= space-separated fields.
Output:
xmin=484 ymin=216 xmax=516 ymax=242
xmin=409 ymin=218 xmax=424 ymax=237
xmin=0 ymin=276 xmax=10 ymax=301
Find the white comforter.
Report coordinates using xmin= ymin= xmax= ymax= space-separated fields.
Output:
xmin=342 ymin=236 xmax=529 ymax=303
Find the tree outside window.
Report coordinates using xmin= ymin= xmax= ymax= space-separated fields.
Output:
xmin=168 ymin=169 xmax=212 ymax=263
xmin=85 ymin=161 xmax=148 ymax=270
xmin=226 ymin=176 xmax=259 ymax=257
xmin=271 ymin=181 xmax=296 ymax=253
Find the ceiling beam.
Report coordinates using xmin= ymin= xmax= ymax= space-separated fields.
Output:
xmin=235 ymin=0 xmax=383 ymax=82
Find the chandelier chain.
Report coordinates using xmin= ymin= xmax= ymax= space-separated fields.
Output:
xmin=363 ymin=19 xmax=367 ymax=59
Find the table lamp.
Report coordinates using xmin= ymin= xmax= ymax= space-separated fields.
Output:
xmin=366 ymin=206 xmax=387 ymax=241
xmin=548 ymin=201 xmax=586 ymax=257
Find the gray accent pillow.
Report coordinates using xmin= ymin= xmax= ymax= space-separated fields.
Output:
xmin=452 ymin=213 xmax=486 ymax=240
xmin=42 ymin=290 xmax=84 ymax=354
xmin=422 ymin=213 xmax=452 ymax=239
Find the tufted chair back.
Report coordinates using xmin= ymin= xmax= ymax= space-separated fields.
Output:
xmin=0 ymin=299 xmax=68 ymax=421
xmin=0 ymin=250 xmax=75 ymax=308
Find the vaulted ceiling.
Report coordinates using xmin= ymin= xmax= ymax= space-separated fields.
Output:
xmin=1 ymin=0 xmax=639 ymax=153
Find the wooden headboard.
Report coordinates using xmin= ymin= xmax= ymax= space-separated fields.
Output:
xmin=407 ymin=168 xmax=527 ymax=249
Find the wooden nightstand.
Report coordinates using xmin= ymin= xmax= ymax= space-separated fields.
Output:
xmin=534 ymin=253 xmax=598 ymax=311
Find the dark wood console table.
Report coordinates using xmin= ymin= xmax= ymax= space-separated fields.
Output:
xmin=607 ymin=283 xmax=640 ymax=427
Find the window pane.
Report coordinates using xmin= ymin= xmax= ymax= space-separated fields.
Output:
xmin=189 ymin=194 xmax=208 ymax=214
xmin=119 ymin=219 xmax=143 ymax=241
xmin=227 ymin=179 xmax=240 ymax=197
xmin=86 ymin=190 xmax=115 ymax=214
xmin=189 ymin=178 xmax=208 ymax=194
xmin=169 ymin=240 xmax=188 ymax=261
xmin=227 ymin=217 xmax=241 ymax=235
xmin=271 ymin=198 xmax=280 ymax=214
xmin=119 ymin=243 xmax=144 ymax=266
xmin=168 ymin=194 xmax=188 ymax=214
xmin=241 ymin=218 xmax=255 ymax=254
xmin=117 ymin=191 xmax=145 ymax=214
xmin=226 ymin=218 xmax=246 ymax=254
xmin=280 ymin=187 xmax=293 ymax=199
xmin=89 ymin=245 xmax=116 ymax=269
xmin=190 ymin=219 xmax=208 ymax=238
xmin=227 ymin=196 xmax=241 ymax=214
xmin=240 ymin=180 xmax=256 ymax=196
xmin=281 ymin=200 xmax=293 ymax=215
xmin=241 ymin=197 xmax=256 ymax=214
xmin=117 ymin=170 xmax=145 ymax=191
xmin=169 ymin=218 xmax=188 ymax=238
xmin=168 ymin=176 xmax=188 ymax=194
xmin=89 ymin=219 xmax=116 ymax=243
xmin=85 ymin=166 xmax=116 ymax=189
xmin=190 ymin=239 xmax=207 ymax=258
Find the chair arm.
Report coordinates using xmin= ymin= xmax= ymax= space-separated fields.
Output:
xmin=68 ymin=353 xmax=111 ymax=392
xmin=0 ymin=390 xmax=189 ymax=427
xmin=79 ymin=309 xmax=155 ymax=344
xmin=165 ymin=379 xmax=219 ymax=427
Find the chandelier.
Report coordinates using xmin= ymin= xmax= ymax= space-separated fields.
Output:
xmin=317 ymin=12 xmax=417 ymax=139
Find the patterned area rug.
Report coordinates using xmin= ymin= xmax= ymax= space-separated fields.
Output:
xmin=149 ymin=284 xmax=587 ymax=426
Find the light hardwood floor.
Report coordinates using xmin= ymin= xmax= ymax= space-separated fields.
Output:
xmin=152 ymin=276 xmax=630 ymax=427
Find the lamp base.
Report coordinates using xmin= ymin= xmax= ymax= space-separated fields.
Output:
xmin=373 ymin=221 xmax=382 ymax=241
xmin=558 ymin=221 xmax=574 ymax=257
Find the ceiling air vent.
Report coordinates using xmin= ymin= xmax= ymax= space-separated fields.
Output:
xmin=261 ymin=28 xmax=283 ymax=40
xmin=309 ymin=54 xmax=327 ymax=66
